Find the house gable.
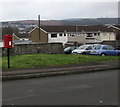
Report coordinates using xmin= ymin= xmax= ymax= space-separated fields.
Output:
xmin=28 ymin=27 xmax=48 ymax=43
xmin=12 ymin=33 xmax=20 ymax=40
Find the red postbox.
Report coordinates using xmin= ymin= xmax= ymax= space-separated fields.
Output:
xmin=4 ymin=35 xmax=13 ymax=48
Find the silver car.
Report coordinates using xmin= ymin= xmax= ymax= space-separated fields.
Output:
xmin=72 ymin=44 xmax=95 ymax=54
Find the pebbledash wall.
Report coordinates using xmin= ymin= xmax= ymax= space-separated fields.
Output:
xmin=2 ymin=43 xmax=64 ymax=56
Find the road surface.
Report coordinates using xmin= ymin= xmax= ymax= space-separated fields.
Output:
xmin=2 ymin=70 xmax=118 ymax=105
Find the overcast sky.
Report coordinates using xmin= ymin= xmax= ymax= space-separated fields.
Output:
xmin=0 ymin=0 xmax=119 ymax=21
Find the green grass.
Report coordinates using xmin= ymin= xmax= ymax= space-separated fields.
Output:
xmin=1 ymin=54 xmax=120 ymax=69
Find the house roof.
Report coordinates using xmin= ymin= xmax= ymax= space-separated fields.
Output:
xmin=17 ymin=33 xmax=29 ymax=38
xmin=40 ymin=25 xmax=114 ymax=33
xmin=108 ymin=25 xmax=120 ymax=31
xmin=28 ymin=26 xmax=48 ymax=34
xmin=114 ymin=25 xmax=120 ymax=28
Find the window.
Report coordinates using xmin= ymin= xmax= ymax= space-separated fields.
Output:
xmin=87 ymin=33 xmax=92 ymax=37
xmin=77 ymin=34 xmax=80 ymax=36
xmin=59 ymin=34 xmax=62 ymax=36
xmin=107 ymin=45 xmax=115 ymax=50
xmin=94 ymin=45 xmax=101 ymax=50
xmin=69 ymin=34 xmax=75 ymax=37
xmin=72 ymin=34 xmax=75 ymax=37
xmin=51 ymin=34 xmax=57 ymax=38
xmin=94 ymin=33 xmax=97 ymax=36
xmin=86 ymin=46 xmax=93 ymax=50
xmin=102 ymin=46 xmax=107 ymax=50
xmin=64 ymin=34 xmax=66 ymax=36
xmin=98 ymin=33 xmax=100 ymax=36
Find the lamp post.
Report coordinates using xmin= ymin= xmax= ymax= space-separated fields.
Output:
xmin=75 ymin=21 xmax=78 ymax=36
xmin=38 ymin=15 xmax=41 ymax=41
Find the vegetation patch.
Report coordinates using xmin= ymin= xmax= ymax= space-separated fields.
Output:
xmin=1 ymin=54 xmax=120 ymax=70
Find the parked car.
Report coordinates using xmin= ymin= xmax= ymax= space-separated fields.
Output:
xmin=72 ymin=44 xmax=94 ymax=54
xmin=116 ymin=45 xmax=120 ymax=50
xmin=64 ymin=46 xmax=78 ymax=54
xmin=90 ymin=45 xmax=120 ymax=56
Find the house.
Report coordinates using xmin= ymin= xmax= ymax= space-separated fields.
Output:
xmin=12 ymin=33 xmax=32 ymax=44
xmin=12 ymin=33 xmax=20 ymax=41
xmin=0 ymin=39 xmax=3 ymax=47
xmin=28 ymin=25 xmax=116 ymax=45
xmin=29 ymin=26 xmax=48 ymax=43
xmin=108 ymin=25 xmax=120 ymax=41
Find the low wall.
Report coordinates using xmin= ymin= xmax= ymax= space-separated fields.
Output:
xmin=102 ymin=40 xmax=120 ymax=48
xmin=2 ymin=43 xmax=64 ymax=56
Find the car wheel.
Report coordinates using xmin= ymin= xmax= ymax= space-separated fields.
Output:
xmin=82 ymin=52 xmax=86 ymax=55
xmin=101 ymin=53 xmax=106 ymax=56
xmin=118 ymin=53 xmax=120 ymax=56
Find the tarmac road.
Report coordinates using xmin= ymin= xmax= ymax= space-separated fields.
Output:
xmin=2 ymin=69 xmax=118 ymax=105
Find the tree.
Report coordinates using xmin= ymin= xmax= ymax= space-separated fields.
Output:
xmin=2 ymin=26 xmax=19 ymax=39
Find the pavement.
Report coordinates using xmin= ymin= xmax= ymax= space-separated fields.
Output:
xmin=2 ymin=60 xmax=120 ymax=81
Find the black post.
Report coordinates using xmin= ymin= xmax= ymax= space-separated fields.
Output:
xmin=38 ymin=15 xmax=41 ymax=41
xmin=7 ymin=48 xmax=10 ymax=68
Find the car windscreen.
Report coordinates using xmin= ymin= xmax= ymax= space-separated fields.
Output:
xmin=93 ymin=45 xmax=102 ymax=50
xmin=78 ymin=45 xmax=88 ymax=49
xmin=64 ymin=47 xmax=72 ymax=51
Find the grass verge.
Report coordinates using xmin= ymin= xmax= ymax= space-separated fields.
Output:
xmin=2 ymin=54 xmax=120 ymax=70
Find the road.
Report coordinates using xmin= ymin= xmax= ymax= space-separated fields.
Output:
xmin=2 ymin=70 xmax=118 ymax=105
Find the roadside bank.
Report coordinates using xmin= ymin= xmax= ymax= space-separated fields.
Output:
xmin=2 ymin=60 xmax=120 ymax=81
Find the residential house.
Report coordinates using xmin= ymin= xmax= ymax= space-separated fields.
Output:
xmin=108 ymin=25 xmax=120 ymax=41
xmin=13 ymin=33 xmax=32 ymax=44
xmin=28 ymin=25 xmax=116 ymax=45
xmin=29 ymin=26 xmax=48 ymax=43
xmin=0 ymin=39 xmax=3 ymax=47
xmin=12 ymin=33 xmax=20 ymax=41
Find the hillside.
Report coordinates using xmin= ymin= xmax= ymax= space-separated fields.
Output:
xmin=1 ymin=18 xmax=119 ymax=27
xmin=61 ymin=18 xmax=118 ymax=26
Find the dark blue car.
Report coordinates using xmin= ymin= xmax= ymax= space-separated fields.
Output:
xmin=64 ymin=46 xmax=77 ymax=54
xmin=90 ymin=45 xmax=120 ymax=56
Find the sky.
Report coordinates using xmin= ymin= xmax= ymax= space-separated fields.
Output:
xmin=0 ymin=0 xmax=119 ymax=21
